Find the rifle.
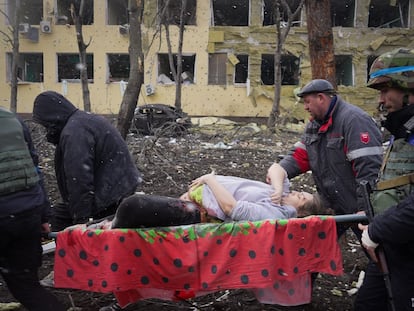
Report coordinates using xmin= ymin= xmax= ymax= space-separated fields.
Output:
xmin=360 ymin=180 xmax=396 ymax=311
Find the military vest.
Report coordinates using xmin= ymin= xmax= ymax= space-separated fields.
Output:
xmin=0 ymin=107 xmax=39 ymax=195
xmin=372 ymin=137 xmax=414 ymax=215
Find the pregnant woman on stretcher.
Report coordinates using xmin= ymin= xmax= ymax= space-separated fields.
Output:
xmin=86 ymin=163 xmax=328 ymax=230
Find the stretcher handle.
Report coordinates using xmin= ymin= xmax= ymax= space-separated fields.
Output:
xmin=46 ymin=214 xmax=369 ymax=240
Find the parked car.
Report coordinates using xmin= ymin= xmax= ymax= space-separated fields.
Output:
xmin=133 ymin=104 xmax=192 ymax=136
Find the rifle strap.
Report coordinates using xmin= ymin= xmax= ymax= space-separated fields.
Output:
xmin=376 ymin=173 xmax=414 ymax=190
xmin=379 ymin=136 xmax=394 ymax=179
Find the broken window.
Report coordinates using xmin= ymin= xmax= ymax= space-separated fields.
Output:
xmin=263 ymin=0 xmax=302 ymax=27
xmin=211 ymin=0 xmax=249 ymax=26
xmin=208 ymin=53 xmax=227 ymax=85
xmin=6 ymin=53 xmax=43 ymax=83
xmin=234 ymin=54 xmax=249 ymax=84
xmin=158 ymin=0 xmax=197 ymax=25
xmin=57 ymin=53 xmax=94 ymax=82
xmin=368 ymin=0 xmax=409 ymax=28
xmin=107 ymin=0 xmax=128 ymax=25
xmin=108 ymin=54 xmax=130 ymax=82
xmin=331 ymin=0 xmax=355 ymax=27
xmin=6 ymin=0 xmax=43 ymax=25
xmin=56 ymin=0 xmax=94 ymax=25
xmin=261 ymin=54 xmax=300 ymax=85
xmin=157 ymin=53 xmax=196 ymax=84
xmin=335 ymin=55 xmax=353 ymax=86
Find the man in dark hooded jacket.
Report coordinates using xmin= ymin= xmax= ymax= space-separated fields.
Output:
xmin=32 ymin=91 xmax=142 ymax=231
xmin=0 ymin=106 xmax=66 ymax=310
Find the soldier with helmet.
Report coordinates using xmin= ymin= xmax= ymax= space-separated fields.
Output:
xmin=267 ymin=79 xmax=383 ymax=232
xmin=356 ymin=48 xmax=414 ymax=311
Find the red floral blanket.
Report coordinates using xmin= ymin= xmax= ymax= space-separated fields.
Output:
xmin=54 ymin=216 xmax=343 ymax=307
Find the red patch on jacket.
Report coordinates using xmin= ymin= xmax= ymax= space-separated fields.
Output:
xmin=360 ymin=132 xmax=370 ymax=144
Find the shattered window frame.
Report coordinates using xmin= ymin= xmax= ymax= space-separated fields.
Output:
xmin=208 ymin=53 xmax=227 ymax=85
xmin=6 ymin=52 xmax=44 ymax=83
xmin=157 ymin=53 xmax=196 ymax=85
xmin=158 ymin=0 xmax=197 ymax=26
xmin=6 ymin=0 xmax=43 ymax=25
xmin=107 ymin=0 xmax=129 ymax=25
xmin=261 ymin=54 xmax=300 ymax=86
xmin=331 ymin=0 xmax=355 ymax=27
xmin=107 ymin=53 xmax=130 ymax=82
xmin=368 ymin=0 xmax=409 ymax=28
xmin=56 ymin=0 xmax=94 ymax=25
xmin=262 ymin=0 xmax=302 ymax=27
xmin=335 ymin=55 xmax=353 ymax=86
xmin=57 ymin=53 xmax=94 ymax=83
xmin=211 ymin=0 xmax=250 ymax=26
xmin=234 ymin=54 xmax=249 ymax=85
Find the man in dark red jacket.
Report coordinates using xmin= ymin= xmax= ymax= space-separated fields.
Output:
xmin=268 ymin=79 xmax=383 ymax=220
xmin=33 ymin=91 xmax=142 ymax=231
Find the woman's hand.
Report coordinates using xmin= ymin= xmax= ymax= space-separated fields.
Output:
xmin=270 ymin=190 xmax=283 ymax=204
xmin=190 ymin=172 xmax=237 ymax=216
xmin=190 ymin=171 xmax=215 ymax=189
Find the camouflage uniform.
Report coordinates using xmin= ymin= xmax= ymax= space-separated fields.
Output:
xmin=354 ymin=48 xmax=414 ymax=311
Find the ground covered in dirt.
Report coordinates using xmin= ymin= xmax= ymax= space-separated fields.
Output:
xmin=0 ymin=119 xmax=368 ymax=310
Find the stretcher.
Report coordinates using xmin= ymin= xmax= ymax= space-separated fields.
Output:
xmin=52 ymin=214 xmax=368 ymax=308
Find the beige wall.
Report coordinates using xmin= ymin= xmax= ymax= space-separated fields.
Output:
xmin=1 ymin=0 xmax=414 ymax=121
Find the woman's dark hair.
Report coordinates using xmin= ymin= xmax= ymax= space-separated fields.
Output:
xmin=297 ymin=193 xmax=334 ymax=217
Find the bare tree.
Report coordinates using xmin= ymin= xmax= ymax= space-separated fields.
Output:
xmin=117 ymin=0 xmax=145 ymax=139
xmin=70 ymin=0 xmax=92 ymax=111
xmin=160 ymin=0 xmax=187 ymax=111
xmin=305 ymin=0 xmax=336 ymax=86
xmin=0 ymin=0 xmax=21 ymax=112
xmin=267 ymin=0 xmax=305 ymax=131
xmin=174 ymin=0 xmax=186 ymax=111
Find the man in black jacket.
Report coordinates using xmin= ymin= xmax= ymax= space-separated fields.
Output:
xmin=32 ymin=91 xmax=142 ymax=231
xmin=0 ymin=107 xmax=66 ymax=310
xmin=355 ymin=48 xmax=414 ymax=311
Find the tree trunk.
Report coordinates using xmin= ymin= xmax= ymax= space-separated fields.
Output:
xmin=117 ymin=0 xmax=145 ymax=139
xmin=305 ymin=0 xmax=336 ymax=87
xmin=72 ymin=0 xmax=91 ymax=111
xmin=161 ymin=0 xmax=186 ymax=111
xmin=164 ymin=24 xmax=177 ymax=82
xmin=268 ymin=0 xmax=305 ymax=130
xmin=268 ymin=1 xmax=283 ymax=131
xmin=174 ymin=0 xmax=187 ymax=111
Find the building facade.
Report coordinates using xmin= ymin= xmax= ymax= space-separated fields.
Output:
xmin=0 ymin=0 xmax=413 ymax=121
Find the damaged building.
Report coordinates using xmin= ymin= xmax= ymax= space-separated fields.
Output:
xmin=0 ymin=0 xmax=413 ymax=121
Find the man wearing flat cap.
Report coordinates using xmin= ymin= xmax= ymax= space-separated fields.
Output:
xmin=267 ymin=79 xmax=383 ymax=238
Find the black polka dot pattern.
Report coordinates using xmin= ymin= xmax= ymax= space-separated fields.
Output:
xmin=79 ymin=250 xmax=87 ymax=260
xmin=54 ymin=217 xmax=343 ymax=306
